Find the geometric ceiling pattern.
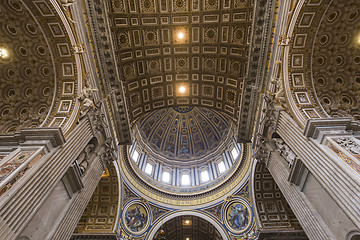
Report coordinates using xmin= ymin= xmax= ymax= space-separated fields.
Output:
xmin=254 ymin=162 xmax=304 ymax=231
xmin=0 ymin=0 xmax=79 ymax=135
xmin=312 ymin=0 xmax=360 ymax=118
xmin=74 ymin=165 xmax=119 ymax=234
xmin=0 ymin=0 xmax=54 ymax=134
xmin=107 ymin=0 xmax=254 ymax=123
xmin=286 ymin=0 xmax=360 ymax=121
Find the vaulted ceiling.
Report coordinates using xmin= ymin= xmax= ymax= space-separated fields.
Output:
xmin=106 ymin=0 xmax=254 ymax=123
xmin=0 ymin=0 xmax=55 ymax=133
xmin=0 ymin=0 xmax=79 ymax=135
xmin=287 ymin=0 xmax=360 ymax=120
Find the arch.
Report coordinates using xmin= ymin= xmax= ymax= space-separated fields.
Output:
xmin=147 ymin=211 xmax=229 ymax=240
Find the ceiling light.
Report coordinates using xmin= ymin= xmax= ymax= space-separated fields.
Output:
xmin=179 ymin=86 xmax=186 ymax=93
xmin=0 ymin=48 xmax=9 ymax=59
xmin=183 ymin=219 xmax=192 ymax=225
xmin=178 ymin=32 xmax=184 ymax=39
xmin=186 ymin=238 xmax=190 ymax=240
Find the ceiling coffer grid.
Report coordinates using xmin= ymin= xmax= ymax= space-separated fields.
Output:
xmin=107 ymin=0 xmax=254 ymax=123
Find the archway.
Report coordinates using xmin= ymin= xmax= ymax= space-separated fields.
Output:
xmin=147 ymin=211 xmax=228 ymax=240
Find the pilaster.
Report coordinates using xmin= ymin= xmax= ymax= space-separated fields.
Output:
xmin=0 ymin=119 xmax=93 ymax=240
xmin=277 ymin=113 xmax=360 ymax=228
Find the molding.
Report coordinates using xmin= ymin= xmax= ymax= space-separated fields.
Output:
xmin=0 ymin=127 xmax=65 ymax=149
xmin=85 ymin=0 xmax=132 ymax=145
xmin=237 ymin=0 xmax=276 ymax=143
xmin=304 ymin=118 xmax=352 ymax=138
xmin=71 ymin=234 xmax=119 ymax=240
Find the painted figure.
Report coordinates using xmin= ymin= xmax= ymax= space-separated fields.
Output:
xmin=125 ymin=205 xmax=147 ymax=232
xmin=228 ymin=203 xmax=249 ymax=231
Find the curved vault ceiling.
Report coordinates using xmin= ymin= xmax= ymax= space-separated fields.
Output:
xmin=135 ymin=106 xmax=234 ymax=165
xmin=0 ymin=0 xmax=55 ymax=133
xmin=0 ymin=0 xmax=79 ymax=135
xmin=107 ymin=0 xmax=254 ymax=123
xmin=287 ymin=0 xmax=360 ymax=120
xmin=312 ymin=0 xmax=360 ymax=117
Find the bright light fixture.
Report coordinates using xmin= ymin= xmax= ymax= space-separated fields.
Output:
xmin=0 ymin=48 xmax=9 ymax=59
xmin=185 ymin=220 xmax=190 ymax=224
xmin=186 ymin=238 xmax=190 ymax=240
xmin=178 ymin=32 xmax=184 ymax=39
xmin=179 ymin=86 xmax=186 ymax=93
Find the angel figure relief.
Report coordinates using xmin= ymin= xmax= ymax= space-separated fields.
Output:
xmin=77 ymin=73 xmax=98 ymax=118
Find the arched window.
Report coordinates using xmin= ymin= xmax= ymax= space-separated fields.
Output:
xmin=132 ymin=149 xmax=140 ymax=163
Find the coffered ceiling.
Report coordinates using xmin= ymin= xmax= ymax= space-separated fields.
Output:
xmin=106 ymin=0 xmax=254 ymax=123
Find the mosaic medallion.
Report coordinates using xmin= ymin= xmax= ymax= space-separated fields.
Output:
xmin=224 ymin=199 xmax=251 ymax=234
xmin=123 ymin=202 xmax=149 ymax=234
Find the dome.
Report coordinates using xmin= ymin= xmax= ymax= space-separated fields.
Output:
xmin=134 ymin=106 xmax=234 ymax=166
xmin=121 ymin=106 xmax=248 ymax=200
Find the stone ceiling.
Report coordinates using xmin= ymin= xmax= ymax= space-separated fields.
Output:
xmin=254 ymin=162 xmax=304 ymax=231
xmin=106 ymin=0 xmax=254 ymax=123
xmin=75 ymin=165 xmax=119 ymax=233
xmin=286 ymin=0 xmax=360 ymax=121
xmin=0 ymin=0 xmax=80 ymax=135
xmin=312 ymin=0 xmax=360 ymax=118
xmin=0 ymin=0 xmax=55 ymax=134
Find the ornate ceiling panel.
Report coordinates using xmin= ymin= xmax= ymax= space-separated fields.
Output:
xmin=0 ymin=0 xmax=55 ymax=133
xmin=0 ymin=0 xmax=79 ymax=134
xmin=312 ymin=0 xmax=360 ymax=118
xmin=107 ymin=0 xmax=254 ymax=122
xmin=286 ymin=0 xmax=360 ymax=121
xmin=254 ymin=162 xmax=303 ymax=231
xmin=75 ymin=165 xmax=119 ymax=233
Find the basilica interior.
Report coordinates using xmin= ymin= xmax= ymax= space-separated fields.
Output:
xmin=0 ymin=0 xmax=360 ymax=239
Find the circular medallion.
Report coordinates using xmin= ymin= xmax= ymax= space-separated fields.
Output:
xmin=224 ymin=200 xmax=252 ymax=234
xmin=114 ymin=0 xmax=121 ymax=8
xmin=119 ymin=34 xmax=127 ymax=44
xmin=206 ymin=29 xmax=215 ymax=39
xmin=176 ymin=0 xmax=184 ymax=8
xmin=178 ymin=59 xmax=186 ymax=66
xmin=123 ymin=202 xmax=149 ymax=235
xmin=147 ymin=32 xmax=155 ymax=41
xmin=235 ymin=29 xmax=243 ymax=39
